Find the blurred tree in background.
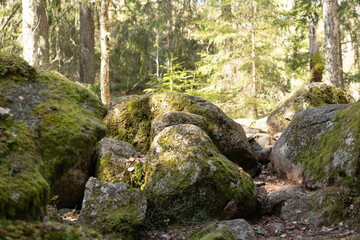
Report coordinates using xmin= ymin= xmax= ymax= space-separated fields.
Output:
xmin=1 ymin=0 xmax=360 ymax=118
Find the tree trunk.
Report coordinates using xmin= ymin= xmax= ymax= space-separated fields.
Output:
xmin=80 ymin=0 xmax=95 ymax=84
xmin=251 ymin=2 xmax=258 ymax=119
xmin=308 ymin=20 xmax=322 ymax=82
xmin=22 ymin=0 xmax=49 ymax=68
xmin=100 ymin=0 xmax=110 ymax=104
xmin=323 ymin=0 xmax=342 ymax=89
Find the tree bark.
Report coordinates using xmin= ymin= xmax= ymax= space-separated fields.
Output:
xmin=80 ymin=0 xmax=95 ymax=84
xmin=251 ymin=2 xmax=258 ymax=119
xmin=323 ymin=0 xmax=342 ymax=89
xmin=22 ymin=0 xmax=49 ymax=68
xmin=100 ymin=0 xmax=110 ymax=104
xmin=308 ymin=20 xmax=322 ymax=82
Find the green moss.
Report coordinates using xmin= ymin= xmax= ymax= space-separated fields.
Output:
xmin=189 ymin=224 xmax=236 ymax=240
xmin=268 ymin=83 xmax=353 ymax=133
xmin=0 ymin=219 xmax=102 ymax=240
xmin=296 ymin=103 xmax=360 ymax=189
xmin=0 ymin=118 xmax=49 ymax=220
xmin=0 ymin=54 xmax=36 ymax=81
xmin=0 ymin=55 xmax=107 ymax=219
xmin=144 ymin=125 xmax=256 ymax=226
xmin=106 ymin=95 xmax=151 ymax=153
xmin=35 ymin=72 xmax=107 ymax=184
xmin=79 ymin=181 xmax=145 ymax=239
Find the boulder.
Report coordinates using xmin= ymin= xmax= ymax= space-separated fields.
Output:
xmin=96 ymin=137 xmax=145 ymax=187
xmin=270 ymin=103 xmax=360 ymax=188
xmin=143 ymin=124 xmax=256 ymax=225
xmin=261 ymin=185 xmax=305 ymax=215
xmin=189 ymin=224 xmax=236 ymax=240
xmin=189 ymin=219 xmax=257 ymax=240
xmin=104 ymin=93 xmax=260 ymax=176
xmin=280 ymin=192 xmax=327 ymax=227
xmin=266 ymin=83 xmax=353 ymax=135
xmin=78 ymin=177 xmax=147 ymax=238
xmin=0 ymin=55 xmax=107 ymax=219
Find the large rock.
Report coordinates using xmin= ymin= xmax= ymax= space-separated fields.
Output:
xmin=95 ymin=137 xmax=145 ymax=187
xmin=104 ymin=93 xmax=260 ymax=176
xmin=270 ymin=103 xmax=360 ymax=189
xmin=267 ymin=83 xmax=353 ymax=135
xmin=78 ymin=177 xmax=147 ymax=239
xmin=0 ymin=55 xmax=107 ymax=219
xmin=143 ymin=124 xmax=256 ymax=225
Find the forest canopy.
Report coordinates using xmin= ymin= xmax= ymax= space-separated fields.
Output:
xmin=1 ymin=0 xmax=359 ymax=118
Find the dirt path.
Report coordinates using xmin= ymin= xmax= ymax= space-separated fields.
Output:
xmin=247 ymin=164 xmax=358 ymax=240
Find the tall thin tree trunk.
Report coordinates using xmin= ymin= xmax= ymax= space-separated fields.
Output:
xmin=80 ymin=0 xmax=95 ymax=84
xmin=308 ymin=20 xmax=322 ymax=82
xmin=323 ymin=0 xmax=342 ymax=89
xmin=251 ymin=2 xmax=258 ymax=120
xmin=167 ymin=0 xmax=173 ymax=70
xmin=22 ymin=0 xmax=49 ymax=68
xmin=100 ymin=0 xmax=110 ymax=104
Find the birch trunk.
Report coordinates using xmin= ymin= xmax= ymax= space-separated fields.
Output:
xmin=22 ymin=0 xmax=49 ymax=68
xmin=323 ymin=0 xmax=342 ymax=89
xmin=251 ymin=2 xmax=258 ymax=119
xmin=100 ymin=0 xmax=110 ymax=104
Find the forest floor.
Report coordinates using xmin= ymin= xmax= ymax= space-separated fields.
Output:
xmin=136 ymin=163 xmax=359 ymax=240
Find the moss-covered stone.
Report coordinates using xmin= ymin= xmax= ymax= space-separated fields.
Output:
xmin=95 ymin=137 xmax=145 ymax=187
xmin=78 ymin=177 xmax=147 ymax=239
xmin=104 ymin=92 xmax=259 ymax=176
xmin=0 ymin=219 xmax=102 ymax=240
xmin=267 ymin=83 xmax=354 ymax=135
xmin=0 ymin=55 xmax=107 ymax=219
xmin=144 ymin=124 xmax=256 ymax=226
xmin=271 ymin=103 xmax=360 ymax=191
xmin=189 ymin=224 xmax=236 ymax=240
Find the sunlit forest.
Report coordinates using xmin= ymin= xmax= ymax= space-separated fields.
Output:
xmin=2 ymin=1 xmax=360 ymax=239
xmin=2 ymin=0 xmax=359 ymax=119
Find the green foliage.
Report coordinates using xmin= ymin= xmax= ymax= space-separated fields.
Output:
xmin=145 ymin=55 xmax=201 ymax=94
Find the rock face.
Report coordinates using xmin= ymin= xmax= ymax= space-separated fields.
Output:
xmin=267 ymin=83 xmax=353 ymax=135
xmin=270 ymin=103 xmax=360 ymax=189
xmin=96 ymin=137 xmax=145 ymax=187
xmin=143 ymin=124 xmax=256 ymax=225
xmin=0 ymin=55 xmax=107 ymax=219
xmin=78 ymin=177 xmax=147 ymax=238
xmin=104 ymin=93 xmax=260 ymax=176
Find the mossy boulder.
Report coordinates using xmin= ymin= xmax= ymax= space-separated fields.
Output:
xmin=0 ymin=55 xmax=107 ymax=219
xmin=0 ymin=219 xmax=102 ymax=240
xmin=189 ymin=224 xmax=236 ymax=240
xmin=143 ymin=124 xmax=256 ymax=225
xmin=270 ymin=103 xmax=360 ymax=190
xmin=95 ymin=137 xmax=145 ymax=187
xmin=267 ymin=83 xmax=354 ymax=135
xmin=78 ymin=177 xmax=147 ymax=239
xmin=104 ymin=93 xmax=260 ymax=176
xmin=189 ymin=219 xmax=257 ymax=240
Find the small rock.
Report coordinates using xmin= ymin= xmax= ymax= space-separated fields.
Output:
xmin=268 ymin=223 xmax=285 ymax=234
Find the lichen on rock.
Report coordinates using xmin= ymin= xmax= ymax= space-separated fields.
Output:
xmin=95 ymin=137 xmax=145 ymax=187
xmin=270 ymin=103 xmax=360 ymax=190
xmin=78 ymin=177 xmax=147 ymax=239
xmin=143 ymin=124 xmax=256 ymax=225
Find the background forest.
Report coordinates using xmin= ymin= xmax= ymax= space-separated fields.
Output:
xmin=1 ymin=0 xmax=360 ymax=119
